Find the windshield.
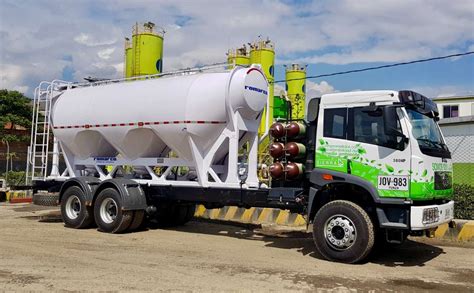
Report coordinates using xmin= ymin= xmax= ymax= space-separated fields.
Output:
xmin=406 ymin=109 xmax=447 ymax=151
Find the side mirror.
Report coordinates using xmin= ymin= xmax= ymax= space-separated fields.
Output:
xmin=306 ymin=97 xmax=320 ymax=122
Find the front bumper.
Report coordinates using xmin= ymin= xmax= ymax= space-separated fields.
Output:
xmin=410 ymin=200 xmax=454 ymax=230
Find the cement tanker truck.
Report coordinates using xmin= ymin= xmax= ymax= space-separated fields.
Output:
xmin=29 ymin=65 xmax=454 ymax=263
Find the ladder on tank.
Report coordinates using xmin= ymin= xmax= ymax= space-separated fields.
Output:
xmin=26 ymin=81 xmax=70 ymax=184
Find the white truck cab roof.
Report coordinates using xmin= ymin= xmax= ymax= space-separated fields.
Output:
xmin=320 ymin=90 xmax=399 ymax=107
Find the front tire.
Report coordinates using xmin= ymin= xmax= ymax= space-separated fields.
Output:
xmin=94 ymin=188 xmax=133 ymax=233
xmin=313 ymin=200 xmax=374 ymax=263
xmin=60 ymin=186 xmax=94 ymax=229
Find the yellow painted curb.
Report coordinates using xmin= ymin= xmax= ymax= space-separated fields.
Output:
xmin=224 ymin=206 xmax=238 ymax=220
xmin=457 ymin=222 xmax=474 ymax=241
xmin=241 ymin=207 xmax=256 ymax=223
xmin=194 ymin=205 xmax=307 ymax=227
xmin=6 ymin=190 xmax=32 ymax=202
xmin=434 ymin=223 xmax=449 ymax=238
xmin=275 ymin=210 xmax=290 ymax=225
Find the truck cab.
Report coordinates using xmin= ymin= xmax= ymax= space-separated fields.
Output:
xmin=300 ymin=90 xmax=454 ymax=262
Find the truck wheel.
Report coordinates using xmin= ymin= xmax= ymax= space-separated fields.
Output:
xmin=128 ymin=210 xmax=145 ymax=231
xmin=153 ymin=204 xmax=195 ymax=227
xmin=313 ymin=200 xmax=374 ymax=264
xmin=184 ymin=205 xmax=196 ymax=223
xmin=60 ymin=186 xmax=94 ymax=229
xmin=33 ymin=192 xmax=59 ymax=206
xmin=94 ymin=188 xmax=133 ymax=233
xmin=176 ymin=204 xmax=196 ymax=225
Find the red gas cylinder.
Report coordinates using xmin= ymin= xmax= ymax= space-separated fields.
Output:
xmin=285 ymin=122 xmax=306 ymax=139
xmin=285 ymin=142 xmax=306 ymax=160
xmin=269 ymin=162 xmax=284 ymax=180
xmin=269 ymin=142 xmax=285 ymax=159
xmin=285 ymin=162 xmax=304 ymax=180
xmin=270 ymin=122 xmax=285 ymax=139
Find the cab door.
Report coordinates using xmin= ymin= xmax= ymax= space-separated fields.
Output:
xmin=315 ymin=106 xmax=411 ymax=198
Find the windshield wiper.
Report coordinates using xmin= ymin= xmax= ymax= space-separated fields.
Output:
xmin=417 ymin=138 xmax=449 ymax=152
xmin=417 ymin=138 xmax=439 ymax=149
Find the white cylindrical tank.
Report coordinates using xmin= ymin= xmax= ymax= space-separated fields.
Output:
xmin=51 ymin=67 xmax=268 ymax=161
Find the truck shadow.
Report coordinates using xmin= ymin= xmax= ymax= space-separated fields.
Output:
xmin=167 ymin=220 xmax=444 ymax=267
xmin=28 ymin=210 xmax=445 ymax=267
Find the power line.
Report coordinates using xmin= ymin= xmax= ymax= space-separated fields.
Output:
xmin=274 ymin=51 xmax=474 ymax=84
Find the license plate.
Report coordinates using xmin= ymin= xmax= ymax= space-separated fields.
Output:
xmin=377 ymin=175 xmax=409 ymax=191
xmin=422 ymin=207 xmax=440 ymax=224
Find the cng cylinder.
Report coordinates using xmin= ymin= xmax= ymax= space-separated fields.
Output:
xmin=51 ymin=66 xmax=268 ymax=161
xmin=285 ymin=142 xmax=306 ymax=160
xmin=269 ymin=142 xmax=284 ymax=159
xmin=269 ymin=162 xmax=284 ymax=180
xmin=285 ymin=122 xmax=306 ymax=139
xmin=285 ymin=162 xmax=304 ymax=180
xmin=269 ymin=122 xmax=285 ymax=139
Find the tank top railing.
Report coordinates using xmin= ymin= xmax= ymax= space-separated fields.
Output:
xmin=71 ymin=62 xmax=233 ymax=89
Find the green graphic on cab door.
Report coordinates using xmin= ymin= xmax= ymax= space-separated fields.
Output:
xmin=315 ymin=139 xmax=452 ymax=200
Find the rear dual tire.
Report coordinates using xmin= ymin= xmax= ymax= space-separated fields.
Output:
xmin=153 ymin=203 xmax=195 ymax=227
xmin=93 ymin=188 xmax=144 ymax=233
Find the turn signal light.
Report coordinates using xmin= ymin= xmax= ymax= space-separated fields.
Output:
xmin=322 ymin=174 xmax=333 ymax=181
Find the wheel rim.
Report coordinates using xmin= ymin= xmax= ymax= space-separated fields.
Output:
xmin=100 ymin=198 xmax=118 ymax=224
xmin=323 ymin=214 xmax=357 ymax=251
xmin=65 ymin=195 xmax=81 ymax=220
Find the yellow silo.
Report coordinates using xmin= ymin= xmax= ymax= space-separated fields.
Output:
xmin=227 ymin=45 xmax=250 ymax=69
xmin=131 ymin=22 xmax=164 ymax=76
xmin=249 ymin=38 xmax=275 ymax=135
xmin=285 ymin=64 xmax=307 ymax=120
xmin=124 ymin=38 xmax=133 ymax=78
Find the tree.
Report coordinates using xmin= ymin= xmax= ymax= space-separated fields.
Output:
xmin=0 ymin=89 xmax=32 ymax=142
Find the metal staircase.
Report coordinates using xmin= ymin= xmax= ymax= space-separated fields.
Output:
xmin=26 ymin=81 xmax=69 ymax=184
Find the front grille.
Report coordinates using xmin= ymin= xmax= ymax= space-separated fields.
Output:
xmin=434 ymin=171 xmax=452 ymax=190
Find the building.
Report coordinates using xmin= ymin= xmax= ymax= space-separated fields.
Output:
xmin=432 ymin=95 xmax=474 ymax=185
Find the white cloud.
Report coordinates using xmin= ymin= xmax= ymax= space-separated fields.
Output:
xmin=274 ymin=84 xmax=285 ymax=97
xmin=306 ymin=80 xmax=337 ymax=97
xmin=97 ymin=48 xmax=116 ymax=60
xmin=0 ymin=64 xmax=29 ymax=93
xmin=74 ymin=33 xmax=117 ymax=47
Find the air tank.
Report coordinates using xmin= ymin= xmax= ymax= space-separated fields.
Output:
xmin=124 ymin=38 xmax=133 ymax=78
xmin=249 ymin=38 xmax=274 ymax=135
xmin=227 ymin=45 xmax=250 ymax=69
xmin=285 ymin=64 xmax=306 ymax=120
xmin=51 ymin=67 xmax=268 ymax=162
xmin=132 ymin=22 xmax=164 ymax=76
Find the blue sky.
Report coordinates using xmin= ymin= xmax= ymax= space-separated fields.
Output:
xmin=1 ymin=0 xmax=473 ymax=98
